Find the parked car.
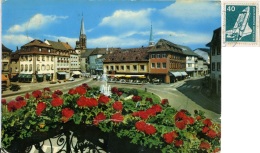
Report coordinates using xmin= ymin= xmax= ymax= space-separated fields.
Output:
xmin=68 ymin=77 xmax=75 ymax=81
xmin=10 ymin=75 xmax=19 ymax=82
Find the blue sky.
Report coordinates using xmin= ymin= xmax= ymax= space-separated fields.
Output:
xmin=1 ymin=0 xmax=221 ymax=51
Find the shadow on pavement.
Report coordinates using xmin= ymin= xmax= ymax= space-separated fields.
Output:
xmin=176 ymin=78 xmax=221 ymax=114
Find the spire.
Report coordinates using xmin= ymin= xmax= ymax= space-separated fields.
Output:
xmin=149 ymin=24 xmax=155 ymax=47
xmin=80 ymin=15 xmax=85 ymax=35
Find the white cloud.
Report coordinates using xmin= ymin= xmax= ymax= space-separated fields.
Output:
xmin=99 ymin=8 xmax=155 ymax=28
xmin=155 ymin=30 xmax=211 ymax=45
xmin=44 ymin=35 xmax=77 ymax=48
xmin=88 ymin=36 xmax=147 ymax=48
xmin=161 ymin=0 xmax=220 ymax=20
xmin=2 ymin=34 xmax=34 ymax=46
xmin=8 ymin=14 xmax=68 ymax=33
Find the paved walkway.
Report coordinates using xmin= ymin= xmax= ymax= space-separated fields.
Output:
xmin=1 ymin=77 xmax=88 ymax=98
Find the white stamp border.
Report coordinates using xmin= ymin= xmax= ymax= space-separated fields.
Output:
xmin=222 ymin=1 xmax=259 ymax=47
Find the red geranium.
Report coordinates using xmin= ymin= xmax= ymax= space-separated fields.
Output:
xmin=175 ymin=120 xmax=187 ymax=130
xmin=203 ymin=118 xmax=212 ymax=127
xmin=75 ymin=86 xmax=87 ymax=95
xmin=145 ymin=97 xmax=153 ymax=103
xmin=111 ymin=113 xmax=124 ymax=123
xmin=112 ymin=101 xmax=123 ymax=111
xmin=135 ymin=121 xmax=146 ymax=132
xmin=174 ymin=139 xmax=183 ymax=147
xmin=43 ymin=87 xmax=51 ymax=92
xmin=68 ymin=89 xmax=77 ymax=95
xmin=163 ymin=131 xmax=178 ymax=144
xmin=98 ymin=95 xmax=110 ymax=104
xmin=7 ymin=100 xmax=17 ymax=112
xmin=1 ymin=99 xmax=7 ymax=105
xmin=206 ymin=129 xmax=217 ymax=138
xmin=77 ymin=96 xmax=98 ymax=107
xmin=202 ymin=126 xmax=209 ymax=133
xmin=32 ymin=90 xmax=42 ymax=99
xmin=52 ymin=93 xmax=59 ymax=98
xmin=111 ymin=87 xmax=118 ymax=94
xmin=144 ymin=124 xmax=156 ymax=135
xmin=15 ymin=96 xmax=24 ymax=101
xmin=51 ymin=97 xmax=63 ymax=107
xmin=132 ymin=95 xmax=142 ymax=102
xmin=54 ymin=90 xmax=63 ymax=96
xmin=93 ymin=112 xmax=106 ymax=126
xmin=24 ymin=93 xmax=30 ymax=99
xmin=199 ymin=141 xmax=211 ymax=150
xmin=36 ymin=102 xmax=46 ymax=116
xmin=117 ymin=91 xmax=123 ymax=96
xmin=61 ymin=108 xmax=74 ymax=123
xmin=161 ymin=99 xmax=169 ymax=105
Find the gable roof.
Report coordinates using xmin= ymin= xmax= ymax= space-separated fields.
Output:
xmin=46 ymin=40 xmax=67 ymax=50
xmin=177 ymin=45 xmax=198 ymax=56
xmin=61 ymin=42 xmax=73 ymax=50
xmin=104 ymin=47 xmax=150 ymax=63
xmin=23 ymin=39 xmax=52 ymax=48
xmin=2 ymin=44 xmax=12 ymax=52
xmin=148 ymin=39 xmax=183 ymax=54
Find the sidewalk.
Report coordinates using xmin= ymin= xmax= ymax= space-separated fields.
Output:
xmin=1 ymin=77 xmax=89 ymax=98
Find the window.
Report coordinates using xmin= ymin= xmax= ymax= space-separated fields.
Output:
xmin=156 ymin=54 xmax=161 ymax=58
xmin=140 ymin=65 xmax=145 ymax=71
xmin=126 ymin=66 xmax=130 ymax=70
xmin=217 ymin=47 xmax=221 ymax=55
xmin=157 ymin=63 xmax=161 ymax=68
xmin=42 ymin=56 xmax=45 ymax=61
xmin=37 ymin=64 xmax=40 ymax=71
xmin=29 ymin=64 xmax=32 ymax=71
xmin=151 ymin=54 xmax=156 ymax=58
xmin=162 ymin=63 xmax=166 ymax=68
xmin=116 ymin=66 xmax=119 ymax=70
xmin=133 ymin=65 xmax=137 ymax=71
xmin=51 ymin=64 xmax=54 ymax=70
xmin=162 ymin=54 xmax=167 ymax=58
xmin=25 ymin=64 xmax=28 ymax=71
xmin=51 ymin=56 xmax=54 ymax=61
xmin=47 ymin=64 xmax=50 ymax=70
xmin=42 ymin=64 xmax=45 ymax=71
xmin=21 ymin=65 xmax=24 ymax=71
xmin=151 ymin=63 xmax=155 ymax=68
xmin=217 ymin=62 xmax=221 ymax=71
xmin=188 ymin=56 xmax=192 ymax=60
xmin=212 ymin=47 xmax=216 ymax=56
xmin=188 ymin=63 xmax=192 ymax=67
xmin=106 ymin=66 xmax=109 ymax=70
xmin=212 ymin=62 xmax=215 ymax=71
xmin=110 ymin=66 xmax=114 ymax=70
xmin=121 ymin=65 xmax=124 ymax=70
xmin=37 ymin=55 xmax=40 ymax=61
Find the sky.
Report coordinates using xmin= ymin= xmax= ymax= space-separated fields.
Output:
xmin=1 ymin=0 xmax=221 ymax=51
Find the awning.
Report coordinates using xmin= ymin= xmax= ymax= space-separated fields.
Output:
xmin=72 ymin=71 xmax=81 ymax=75
xmin=46 ymin=74 xmax=52 ymax=76
xmin=25 ymin=74 xmax=32 ymax=78
xmin=180 ymin=72 xmax=188 ymax=76
xmin=125 ymin=75 xmax=146 ymax=78
xmin=37 ymin=74 xmax=43 ymax=78
xmin=57 ymin=72 xmax=67 ymax=75
xmin=2 ymin=74 xmax=8 ymax=81
xmin=169 ymin=71 xmax=182 ymax=77
xmin=18 ymin=74 xmax=26 ymax=78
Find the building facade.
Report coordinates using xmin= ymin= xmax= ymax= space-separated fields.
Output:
xmin=207 ymin=27 xmax=221 ymax=96
xmin=2 ymin=44 xmax=12 ymax=87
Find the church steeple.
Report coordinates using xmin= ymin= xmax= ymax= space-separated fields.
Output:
xmin=149 ymin=24 xmax=155 ymax=47
xmin=80 ymin=17 xmax=85 ymax=36
xmin=76 ymin=15 xmax=87 ymax=50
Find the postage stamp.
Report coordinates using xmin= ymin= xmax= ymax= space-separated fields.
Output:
xmin=222 ymin=1 xmax=259 ymax=46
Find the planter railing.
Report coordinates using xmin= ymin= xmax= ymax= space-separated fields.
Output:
xmin=1 ymin=122 xmax=159 ymax=153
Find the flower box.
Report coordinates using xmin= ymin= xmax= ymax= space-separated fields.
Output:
xmin=1 ymin=84 xmax=221 ymax=153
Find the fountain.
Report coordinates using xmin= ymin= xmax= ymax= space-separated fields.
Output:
xmin=100 ymin=74 xmax=111 ymax=96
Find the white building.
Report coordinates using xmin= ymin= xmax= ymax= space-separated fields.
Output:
xmin=207 ymin=27 xmax=221 ymax=96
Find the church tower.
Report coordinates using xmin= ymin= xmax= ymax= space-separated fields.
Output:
xmin=76 ymin=16 xmax=87 ymax=51
xmin=149 ymin=24 xmax=155 ymax=47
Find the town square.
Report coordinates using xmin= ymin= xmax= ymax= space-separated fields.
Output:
xmin=1 ymin=0 xmax=222 ymax=152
